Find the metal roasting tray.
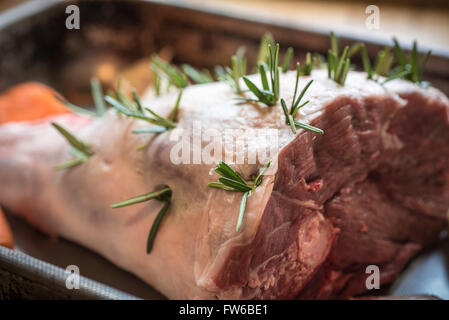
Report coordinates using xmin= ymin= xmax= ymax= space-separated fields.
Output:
xmin=0 ymin=0 xmax=448 ymax=300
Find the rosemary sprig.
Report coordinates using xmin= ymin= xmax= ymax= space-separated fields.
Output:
xmin=208 ymin=160 xmax=271 ymax=232
xmin=327 ymin=32 xmax=359 ymax=86
xmin=182 ymin=64 xmax=214 ymax=84
xmin=90 ymin=78 xmax=106 ymax=116
xmin=151 ymin=55 xmax=188 ymax=89
xmin=257 ymin=32 xmax=275 ymax=65
xmin=55 ymin=77 xmax=107 ymax=117
xmin=152 ymin=68 xmax=162 ymax=96
xmin=393 ymin=38 xmax=431 ymax=86
xmin=51 ymin=122 xmax=93 ymax=170
xmin=55 ymin=95 xmax=97 ymax=117
xmin=240 ymin=43 xmax=280 ymax=106
xmin=111 ymin=187 xmax=172 ymax=254
xmin=281 ymin=47 xmax=294 ymax=73
xmin=259 ymin=32 xmax=296 ymax=74
xmin=298 ymin=52 xmax=313 ymax=76
xmin=105 ymin=89 xmax=179 ymax=134
xmin=373 ymin=47 xmax=394 ymax=76
xmin=280 ymin=64 xmax=323 ymax=135
xmin=327 ymin=45 xmax=350 ymax=85
xmin=215 ymin=47 xmax=247 ymax=94
xmin=360 ymin=44 xmax=411 ymax=84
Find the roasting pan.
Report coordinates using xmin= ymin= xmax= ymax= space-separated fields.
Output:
xmin=0 ymin=0 xmax=448 ymax=300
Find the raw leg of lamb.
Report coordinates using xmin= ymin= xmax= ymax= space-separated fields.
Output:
xmin=0 ymin=70 xmax=448 ymax=299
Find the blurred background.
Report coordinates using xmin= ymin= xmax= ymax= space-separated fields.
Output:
xmin=0 ymin=0 xmax=448 ymax=101
xmin=2 ymin=0 xmax=448 ymax=51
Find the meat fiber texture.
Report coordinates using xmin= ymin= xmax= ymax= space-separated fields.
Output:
xmin=0 ymin=70 xmax=448 ymax=299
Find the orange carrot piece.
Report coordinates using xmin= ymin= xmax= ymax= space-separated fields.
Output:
xmin=0 ymin=82 xmax=69 ymax=124
xmin=0 ymin=207 xmax=14 ymax=249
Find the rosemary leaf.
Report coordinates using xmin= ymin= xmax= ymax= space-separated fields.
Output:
xmin=169 ymin=90 xmax=183 ymax=122
xmin=106 ymin=95 xmax=175 ymax=130
xmin=330 ymin=32 xmax=338 ymax=56
xmin=53 ymin=157 xmax=86 ymax=171
xmin=381 ymin=65 xmax=411 ymax=84
xmin=291 ymin=79 xmax=313 ymax=115
xmin=252 ymin=160 xmax=272 ymax=191
xmin=259 ymin=63 xmax=269 ymax=91
xmin=152 ymin=68 xmax=162 ymax=96
xmin=241 ymin=42 xmax=280 ymax=107
xmin=216 ymin=47 xmax=247 ymax=94
xmin=392 ymin=38 xmax=431 ymax=85
xmin=327 ymin=33 xmax=352 ymax=85
xmin=257 ymin=32 xmax=275 ymax=65
xmin=281 ymin=47 xmax=294 ymax=73
xmin=294 ymin=121 xmax=324 ymax=134
xmin=215 ymin=161 xmax=247 ymax=185
xmin=111 ymin=187 xmax=172 ymax=208
xmin=393 ymin=38 xmax=407 ymax=69
xmin=298 ymin=52 xmax=313 ymax=76
xmin=348 ymin=42 xmax=362 ymax=58
xmin=208 ymin=160 xmax=271 ymax=232
xmin=90 ymin=77 xmax=106 ymax=116
xmin=374 ymin=47 xmax=394 ymax=76
xmin=51 ymin=123 xmax=93 ymax=170
xmin=51 ymin=123 xmax=93 ymax=156
xmin=152 ymin=55 xmax=188 ymax=89
xmin=280 ymin=70 xmax=323 ymax=135
xmin=182 ymin=64 xmax=214 ymax=84
xmin=360 ymin=44 xmax=373 ymax=79
xmin=207 ymin=182 xmax=238 ymax=192
xmin=132 ymin=127 xmax=168 ymax=134
xmin=132 ymin=89 xmax=144 ymax=114
xmin=236 ymin=191 xmax=250 ymax=232
xmin=146 ymin=201 xmax=171 ymax=253
xmin=218 ymin=177 xmax=252 ymax=192
xmin=335 ymin=46 xmax=349 ymax=82
xmin=54 ymin=95 xmax=97 ymax=117
xmin=111 ymin=186 xmax=172 ymax=254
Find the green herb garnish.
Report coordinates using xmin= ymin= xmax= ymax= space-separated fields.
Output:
xmin=281 ymin=47 xmax=294 ymax=73
xmin=90 ymin=78 xmax=106 ymax=116
xmin=51 ymin=122 xmax=93 ymax=170
xmin=55 ymin=77 xmax=107 ymax=117
xmin=393 ymin=38 xmax=431 ymax=86
xmin=152 ymin=68 xmax=162 ymax=96
xmin=360 ymin=44 xmax=406 ymax=84
xmin=240 ymin=43 xmax=280 ymax=106
xmin=373 ymin=47 xmax=394 ymax=76
xmin=259 ymin=33 xmax=295 ymax=74
xmin=105 ymin=89 xmax=179 ymax=134
xmin=297 ymin=52 xmax=313 ymax=76
xmin=182 ymin=64 xmax=214 ymax=84
xmin=327 ymin=32 xmax=359 ymax=86
xmin=257 ymin=33 xmax=275 ymax=65
xmin=151 ymin=55 xmax=188 ymax=89
xmin=215 ymin=47 xmax=247 ymax=94
xmin=279 ymin=64 xmax=323 ymax=135
xmin=111 ymin=187 xmax=172 ymax=254
xmin=360 ymin=44 xmax=411 ymax=84
xmin=208 ymin=160 xmax=271 ymax=232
